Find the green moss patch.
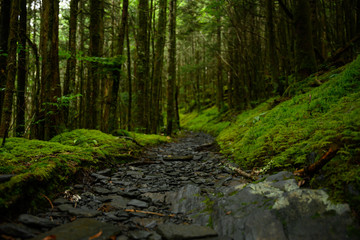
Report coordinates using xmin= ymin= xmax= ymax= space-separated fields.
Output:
xmin=181 ymin=55 xmax=360 ymax=208
xmin=0 ymin=129 xmax=169 ymax=217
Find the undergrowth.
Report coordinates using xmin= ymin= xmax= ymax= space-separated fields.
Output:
xmin=181 ymin=55 xmax=360 ymax=210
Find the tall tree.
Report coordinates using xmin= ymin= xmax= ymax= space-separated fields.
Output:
xmin=64 ymin=0 xmax=79 ymax=128
xmin=150 ymin=0 xmax=167 ymax=133
xmin=293 ymin=0 xmax=317 ymax=80
xmin=16 ymin=0 xmax=27 ymax=136
xmin=0 ymin=0 xmax=11 ymax=122
xmin=266 ymin=0 xmax=282 ymax=95
xmin=216 ymin=13 xmax=224 ymax=111
xmin=38 ymin=0 xmax=62 ymax=140
xmin=105 ymin=0 xmax=129 ymax=133
xmin=135 ymin=0 xmax=149 ymax=132
xmin=166 ymin=0 xmax=176 ymax=135
xmin=0 ymin=0 xmax=19 ymax=139
xmin=87 ymin=0 xmax=104 ymax=129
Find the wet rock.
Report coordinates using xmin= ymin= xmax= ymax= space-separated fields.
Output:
xmin=18 ymin=214 xmax=58 ymax=229
xmin=57 ymin=204 xmax=101 ymax=217
xmin=97 ymin=168 xmax=112 ymax=176
xmin=91 ymin=173 xmax=110 ymax=181
xmin=163 ymin=155 xmax=193 ymax=161
xmin=129 ymin=230 xmax=152 ymax=239
xmin=53 ymin=198 xmax=71 ymax=206
xmin=157 ymin=223 xmax=218 ymax=239
xmin=31 ymin=218 xmax=121 ymax=240
xmin=127 ymin=199 xmax=149 ymax=208
xmin=94 ymin=186 xmax=112 ymax=195
xmin=167 ymin=185 xmax=205 ymax=214
xmin=0 ymin=223 xmax=37 ymax=239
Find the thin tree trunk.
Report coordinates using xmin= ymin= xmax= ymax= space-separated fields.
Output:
xmin=166 ymin=0 xmax=176 ymax=136
xmin=16 ymin=0 xmax=27 ymax=136
xmin=216 ymin=14 xmax=224 ymax=111
xmin=64 ymin=0 xmax=79 ymax=129
xmin=126 ymin=23 xmax=132 ymax=131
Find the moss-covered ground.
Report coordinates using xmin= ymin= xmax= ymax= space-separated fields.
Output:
xmin=0 ymin=129 xmax=169 ymax=217
xmin=181 ymin=55 xmax=360 ymax=215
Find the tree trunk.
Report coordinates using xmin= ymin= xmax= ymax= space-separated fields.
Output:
xmin=293 ymin=0 xmax=317 ymax=80
xmin=15 ymin=0 xmax=27 ymax=136
xmin=106 ymin=0 xmax=129 ymax=133
xmin=216 ymin=15 xmax=224 ymax=111
xmin=135 ymin=0 xmax=149 ymax=132
xmin=0 ymin=0 xmax=19 ymax=138
xmin=126 ymin=23 xmax=132 ymax=131
xmin=87 ymin=0 xmax=104 ymax=129
xmin=266 ymin=0 xmax=282 ymax=95
xmin=166 ymin=0 xmax=176 ymax=136
xmin=64 ymin=0 xmax=79 ymax=129
xmin=0 ymin=0 xmax=11 ymax=122
xmin=150 ymin=0 xmax=167 ymax=133
xmin=38 ymin=0 xmax=62 ymax=140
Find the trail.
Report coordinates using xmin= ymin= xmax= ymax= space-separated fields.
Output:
xmin=0 ymin=132 xmax=356 ymax=240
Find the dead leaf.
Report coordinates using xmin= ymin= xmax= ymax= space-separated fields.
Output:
xmin=70 ymin=216 xmax=77 ymax=222
xmin=42 ymin=235 xmax=56 ymax=240
xmin=1 ymin=234 xmax=16 ymax=240
xmin=226 ymin=211 xmax=232 ymax=215
xmin=89 ymin=230 xmax=103 ymax=240
xmin=298 ymin=179 xmax=306 ymax=187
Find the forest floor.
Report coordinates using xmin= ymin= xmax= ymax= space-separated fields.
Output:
xmin=0 ymin=132 xmax=359 ymax=240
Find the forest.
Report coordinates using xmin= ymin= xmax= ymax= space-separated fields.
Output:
xmin=0 ymin=0 xmax=360 ymax=238
xmin=0 ymin=0 xmax=358 ymax=140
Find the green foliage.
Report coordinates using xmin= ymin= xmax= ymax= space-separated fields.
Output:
xmin=182 ymin=55 xmax=360 ymax=205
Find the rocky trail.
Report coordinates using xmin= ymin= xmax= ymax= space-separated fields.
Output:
xmin=0 ymin=132 xmax=358 ymax=240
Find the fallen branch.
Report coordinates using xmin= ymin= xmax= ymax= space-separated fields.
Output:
xmin=220 ymin=161 xmax=258 ymax=181
xmin=294 ymin=145 xmax=339 ymax=177
xmin=120 ymin=136 xmax=144 ymax=147
xmin=125 ymin=209 xmax=175 ymax=217
xmin=40 ymin=193 xmax=54 ymax=209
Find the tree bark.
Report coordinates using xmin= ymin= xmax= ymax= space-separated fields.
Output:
xmin=293 ymin=0 xmax=317 ymax=80
xmin=15 ymin=0 xmax=27 ymax=136
xmin=64 ymin=0 xmax=79 ymax=129
xmin=38 ymin=0 xmax=62 ymax=140
xmin=87 ymin=0 xmax=104 ymax=129
xmin=216 ymin=14 xmax=224 ymax=111
xmin=266 ymin=0 xmax=282 ymax=95
xmin=135 ymin=0 xmax=149 ymax=132
xmin=166 ymin=0 xmax=176 ymax=136
xmin=0 ymin=0 xmax=11 ymax=122
xmin=150 ymin=0 xmax=167 ymax=133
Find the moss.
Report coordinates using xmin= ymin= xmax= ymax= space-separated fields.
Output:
xmin=181 ymin=55 xmax=360 ymax=210
xmin=0 ymin=128 xmax=168 ymax=217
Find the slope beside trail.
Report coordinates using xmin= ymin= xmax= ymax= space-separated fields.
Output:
xmin=0 ymin=132 xmax=358 ymax=240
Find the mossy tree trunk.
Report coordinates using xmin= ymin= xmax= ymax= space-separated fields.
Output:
xmin=38 ymin=0 xmax=62 ymax=140
xmin=216 ymin=14 xmax=224 ymax=111
xmin=0 ymin=0 xmax=19 ymax=139
xmin=135 ymin=0 xmax=149 ymax=132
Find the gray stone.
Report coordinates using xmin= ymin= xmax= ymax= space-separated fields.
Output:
xmin=18 ymin=214 xmax=58 ymax=228
xmin=93 ymin=186 xmax=112 ymax=195
xmin=265 ymin=171 xmax=295 ymax=182
xmin=53 ymin=198 xmax=71 ymax=206
xmin=108 ymin=195 xmax=130 ymax=209
xmin=157 ymin=224 xmax=218 ymax=239
xmin=31 ymin=218 xmax=121 ymax=240
xmin=244 ymin=210 xmax=287 ymax=240
xmin=167 ymin=184 xmax=205 ymax=214
xmin=0 ymin=223 xmax=37 ymax=238
xmin=57 ymin=204 xmax=101 ymax=217
xmin=97 ymin=168 xmax=112 ymax=176
xmin=127 ymin=199 xmax=149 ymax=208
xmin=129 ymin=230 xmax=152 ymax=239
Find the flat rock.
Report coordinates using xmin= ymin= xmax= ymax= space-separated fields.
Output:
xmin=129 ymin=230 xmax=152 ymax=239
xmin=57 ymin=204 xmax=101 ymax=217
xmin=31 ymin=218 xmax=121 ymax=240
xmin=163 ymin=155 xmax=193 ymax=161
xmin=18 ymin=214 xmax=58 ymax=228
xmin=127 ymin=199 xmax=149 ymax=208
xmin=157 ymin=224 xmax=218 ymax=239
